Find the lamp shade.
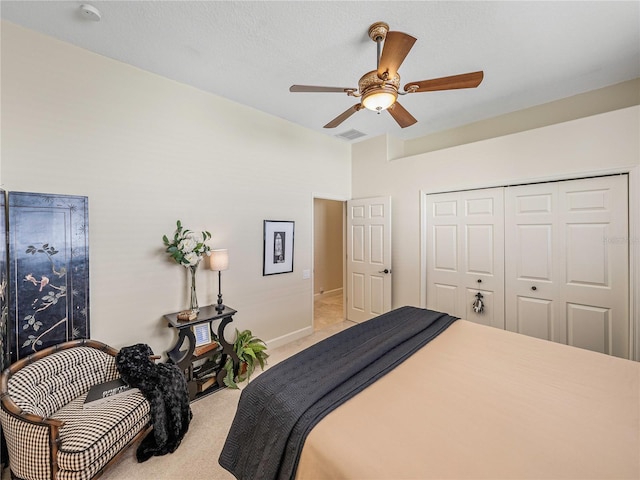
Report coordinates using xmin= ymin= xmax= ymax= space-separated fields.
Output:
xmin=209 ymin=249 xmax=229 ymax=271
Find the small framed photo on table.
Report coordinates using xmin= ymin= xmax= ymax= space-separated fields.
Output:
xmin=263 ymin=220 xmax=295 ymax=275
xmin=192 ymin=323 xmax=212 ymax=347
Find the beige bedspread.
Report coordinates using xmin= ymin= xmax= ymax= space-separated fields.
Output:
xmin=296 ymin=320 xmax=640 ymax=479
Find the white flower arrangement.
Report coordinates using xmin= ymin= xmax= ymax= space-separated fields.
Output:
xmin=162 ymin=220 xmax=212 ymax=267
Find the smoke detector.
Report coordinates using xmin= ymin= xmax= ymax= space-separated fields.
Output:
xmin=79 ymin=4 xmax=101 ymax=22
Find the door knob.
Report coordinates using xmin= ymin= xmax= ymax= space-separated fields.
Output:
xmin=378 ymin=269 xmax=390 ymax=274
xmin=531 ymin=286 xmax=537 ymax=291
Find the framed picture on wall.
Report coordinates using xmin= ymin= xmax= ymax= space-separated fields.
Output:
xmin=263 ymin=220 xmax=295 ymax=275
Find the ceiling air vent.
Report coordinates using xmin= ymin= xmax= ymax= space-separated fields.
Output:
xmin=335 ymin=129 xmax=366 ymax=141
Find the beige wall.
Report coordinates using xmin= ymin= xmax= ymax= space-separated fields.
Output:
xmin=313 ymin=199 xmax=344 ymax=295
xmin=0 ymin=21 xmax=351 ymax=355
xmin=353 ymin=105 xmax=640 ymax=356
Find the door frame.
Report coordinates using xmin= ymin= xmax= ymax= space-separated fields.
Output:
xmin=420 ymin=165 xmax=639 ymax=361
xmin=311 ymin=193 xmax=349 ymax=328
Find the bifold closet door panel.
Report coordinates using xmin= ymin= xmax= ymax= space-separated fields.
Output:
xmin=559 ymin=176 xmax=629 ymax=358
xmin=504 ymin=182 xmax=563 ymax=343
xmin=426 ymin=188 xmax=504 ymax=329
xmin=505 ymin=176 xmax=629 ymax=358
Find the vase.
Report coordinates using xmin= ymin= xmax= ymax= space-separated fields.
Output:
xmin=189 ymin=265 xmax=199 ymax=314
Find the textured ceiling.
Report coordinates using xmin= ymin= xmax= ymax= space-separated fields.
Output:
xmin=2 ymin=1 xmax=639 ymax=143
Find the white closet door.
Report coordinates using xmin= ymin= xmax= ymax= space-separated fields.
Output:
xmin=426 ymin=188 xmax=504 ymax=328
xmin=505 ymin=182 xmax=563 ymax=342
xmin=560 ymin=176 xmax=629 ymax=357
xmin=506 ymin=176 xmax=629 ymax=358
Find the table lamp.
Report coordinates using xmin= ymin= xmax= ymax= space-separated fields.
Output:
xmin=209 ymin=249 xmax=229 ymax=313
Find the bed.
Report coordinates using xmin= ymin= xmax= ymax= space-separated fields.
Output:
xmin=219 ymin=306 xmax=640 ymax=480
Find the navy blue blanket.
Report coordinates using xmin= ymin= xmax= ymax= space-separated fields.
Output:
xmin=219 ymin=306 xmax=458 ymax=480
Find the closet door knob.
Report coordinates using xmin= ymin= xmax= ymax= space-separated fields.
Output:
xmin=531 ymin=286 xmax=537 ymax=291
xmin=477 ymin=279 xmax=482 ymax=283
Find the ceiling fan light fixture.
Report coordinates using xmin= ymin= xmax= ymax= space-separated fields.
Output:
xmin=362 ymin=89 xmax=397 ymax=111
xmin=359 ymin=70 xmax=399 ymax=112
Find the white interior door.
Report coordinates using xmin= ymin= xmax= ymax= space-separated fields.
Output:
xmin=426 ymin=188 xmax=505 ymax=328
xmin=347 ymin=197 xmax=391 ymax=323
xmin=505 ymin=176 xmax=629 ymax=358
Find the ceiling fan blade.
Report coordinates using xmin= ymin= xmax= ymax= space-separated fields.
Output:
xmin=377 ymin=31 xmax=417 ymax=79
xmin=290 ymin=85 xmax=355 ymax=93
xmin=387 ymin=102 xmax=417 ymax=128
xmin=324 ymin=104 xmax=362 ymax=128
xmin=404 ymin=71 xmax=484 ymax=93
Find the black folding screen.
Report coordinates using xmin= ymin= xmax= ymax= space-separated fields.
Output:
xmin=0 ymin=191 xmax=90 ymax=366
xmin=0 ymin=192 xmax=6 ymax=373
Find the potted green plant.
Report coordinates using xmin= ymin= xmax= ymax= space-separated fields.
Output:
xmin=222 ymin=329 xmax=269 ymax=389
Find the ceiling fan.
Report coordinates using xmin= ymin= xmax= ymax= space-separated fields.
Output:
xmin=290 ymin=22 xmax=484 ymax=129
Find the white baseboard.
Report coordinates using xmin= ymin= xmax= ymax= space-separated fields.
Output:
xmin=266 ymin=325 xmax=314 ymax=350
xmin=313 ymin=287 xmax=343 ymax=298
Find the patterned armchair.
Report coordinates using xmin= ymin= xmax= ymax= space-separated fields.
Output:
xmin=0 ymin=339 xmax=150 ymax=480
